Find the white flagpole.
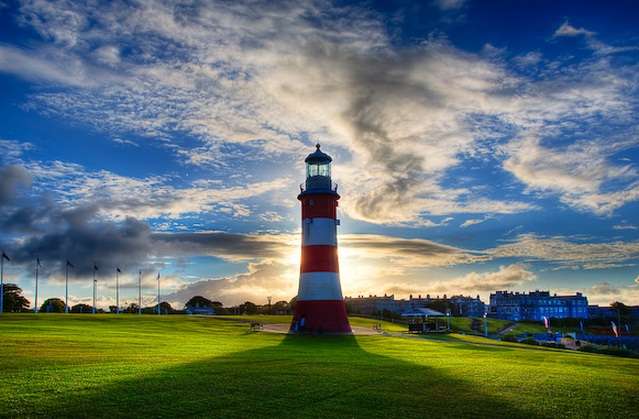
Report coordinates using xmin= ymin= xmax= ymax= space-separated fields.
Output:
xmin=138 ymin=270 xmax=142 ymax=315
xmin=116 ymin=268 xmax=120 ymax=314
xmin=34 ymin=258 xmax=40 ymax=313
xmin=65 ymin=262 xmax=69 ymax=314
xmin=156 ymin=272 xmax=160 ymax=315
xmin=92 ymin=263 xmax=97 ymax=314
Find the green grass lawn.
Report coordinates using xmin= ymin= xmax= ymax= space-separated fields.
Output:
xmin=449 ymin=317 xmax=513 ymax=335
xmin=221 ymin=314 xmax=407 ymax=332
xmin=1 ymin=314 xmax=638 ymax=418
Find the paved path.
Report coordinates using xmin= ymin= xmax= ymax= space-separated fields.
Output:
xmin=496 ymin=322 xmax=517 ymax=335
xmin=261 ymin=323 xmax=382 ymax=336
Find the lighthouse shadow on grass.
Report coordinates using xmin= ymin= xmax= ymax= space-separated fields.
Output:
xmin=40 ymin=333 xmax=535 ymax=418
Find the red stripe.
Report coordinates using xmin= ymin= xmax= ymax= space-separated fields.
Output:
xmin=300 ymin=195 xmax=339 ymax=219
xmin=291 ymin=300 xmax=351 ymax=334
xmin=300 ymin=245 xmax=339 ymax=273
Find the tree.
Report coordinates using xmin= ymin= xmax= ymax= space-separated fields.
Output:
xmin=40 ymin=298 xmax=65 ymax=313
xmin=273 ymin=300 xmax=290 ymax=314
xmin=71 ymin=303 xmax=92 ymax=313
xmin=125 ymin=303 xmax=140 ymax=313
xmin=150 ymin=301 xmax=174 ymax=314
xmin=185 ymin=295 xmax=213 ymax=309
xmin=109 ymin=305 xmax=118 ymax=313
xmin=426 ymin=300 xmax=452 ymax=315
xmin=1 ymin=283 xmax=30 ymax=312
xmin=238 ymin=301 xmax=258 ymax=315
xmin=611 ymin=301 xmax=631 ymax=323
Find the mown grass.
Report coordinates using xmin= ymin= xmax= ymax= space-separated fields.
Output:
xmin=221 ymin=314 xmax=407 ymax=332
xmin=1 ymin=314 xmax=638 ymax=418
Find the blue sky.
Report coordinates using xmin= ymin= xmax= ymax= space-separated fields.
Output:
xmin=1 ymin=0 xmax=638 ymax=308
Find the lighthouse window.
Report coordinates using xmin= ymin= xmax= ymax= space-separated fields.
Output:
xmin=307 ymin=164 xmax=318 ymax=177
xmin=306 ymin=163 xmax=331 ymax=177
xmin=318 ymin=163 xmax=330 ymax=177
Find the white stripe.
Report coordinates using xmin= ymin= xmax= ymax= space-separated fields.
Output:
xmin=297 ymin=272 xmax=343 ymax=301
xmin=302 ymin=218 xmax=337 ymax=246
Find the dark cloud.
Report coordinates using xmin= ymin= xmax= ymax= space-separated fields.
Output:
xmin=151 ymin=231 xmax=287 ymax=260
xmin=7 ymin=206 xmax=154 ymax=276
xmin=0 ymin=166 xmax=289 ymax=278
xmin=0 ymin=165 xmax=31 ymax=207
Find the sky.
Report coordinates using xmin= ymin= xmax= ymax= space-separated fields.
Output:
xmin=1 ymin=0 xmax=639 ymax=309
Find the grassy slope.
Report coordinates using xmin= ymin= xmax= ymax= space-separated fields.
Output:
xmin=0 ymin=314 xmax=637 ymax=418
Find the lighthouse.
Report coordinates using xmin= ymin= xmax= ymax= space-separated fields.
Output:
xmin=291 ymin=144 xmax=351 ymax=334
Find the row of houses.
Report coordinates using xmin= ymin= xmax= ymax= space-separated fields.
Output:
xmin=488 ymin=290 xmax=589 ymax=321
xmin=345 ymin=290 xmax=637 ymax=321
xmin=345 ymin=294 xmax=486 ymax=318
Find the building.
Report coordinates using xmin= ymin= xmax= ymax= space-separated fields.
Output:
xmin=449 ymin=295 xmax=486 ymax=317
xmin=345 ymin=293 xmax=486 ymax=317
xmin=345 ymin=294 xmax=405 ymax=315
xmin=489 ymin=290 xmax=589 ymax=321
xmin=291 ymin=144 xmax=351 ymax=334
xmin=589 ymin=304 xmax=639 ymax=320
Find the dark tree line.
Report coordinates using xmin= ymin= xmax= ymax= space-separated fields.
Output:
xmin=1 ymin=284 xmax=30 ymax=312
xmin=0 ymin=286 xmax=296 ymax=315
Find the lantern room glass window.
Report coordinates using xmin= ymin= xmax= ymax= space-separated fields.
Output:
xmin=306 ymin=162 xmax=331 ymax=178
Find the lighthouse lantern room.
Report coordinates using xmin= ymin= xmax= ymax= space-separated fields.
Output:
xmin=291 ymin=144 xmax=352 ymax=334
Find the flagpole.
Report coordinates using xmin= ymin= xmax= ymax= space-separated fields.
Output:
xmin=116 ymin=268 xmax=120 ymax=315
xmin=65 ymin=262 xmax=69 ymax=314
xmin=34 ymin=258 xmax=39 ymax=313
xmin=92 ymin=264 xmax=97 ymax=314
xmin=157 ymin=272 xmax=160 ymax=315
xmin=0 ymin=255 xmax=3 ymax=315
xmin=138 ymin=270 xmax=142 ymax=315
xmin=0 ymin=252 xmax=5 ymax=315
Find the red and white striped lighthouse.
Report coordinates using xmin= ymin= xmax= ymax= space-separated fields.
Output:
xmin=291 ymin=144 xmax=351 ymax=334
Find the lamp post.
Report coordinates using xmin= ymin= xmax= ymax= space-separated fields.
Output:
xmin=483 ymin=312 xmax=488 ymax=337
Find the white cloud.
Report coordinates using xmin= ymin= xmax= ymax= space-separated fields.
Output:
xmin=4 ymin=0 xmax=639 ymax=225
xmin=585 ymin=282 xmax=639 ymax=305
xmin=18 ymin=159 xmax=289 ymax=220
xmin=553 ymin=21 xmax=639 ymax=55
xmin=0 ymin=45 xmax=99 ymax=87
xmin=382 ymin=264 xmax=536 ymax=300
xmin=0 ymin=139 xmax=33 ymax=163
xmin=490 ymin=234 xmax=639 ymax=270
xmin=503 ymin=135 xmax=639 ymax=215
xmin=93 ymin=45 xmax=120 ymax=67
xmin=435 ymin=0 xmax=466 ymax=11
xmin=553 ymin=22 xmax=595 ymax=38
xmin=513 ymin=51 xmax=543 ymax=67
xmin=460 ymin=215 xmax=492 ymax=228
